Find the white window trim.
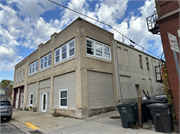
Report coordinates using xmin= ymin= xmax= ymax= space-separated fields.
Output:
xmin=54 ymin=39 xmax=75 ymax=65
xmin=29 ymin=60 xmax=38 ymax=75
xmin=40 ymin=53 xmax=51 ymax=71
xmin=22 ymin=69 xmax=25 ymax=80
xmin=69 ymin=40 xmax=75 ymax=58
xmin=16 ymin=73 xmax=18 ymax=83
xmin=29 ymin=93 xmax=33 ymax=106
xmin=59 ymin=89 xmax=68 ymax=108
xmin=86 ymin=37 xmax=111 ymax=61
xmin=19 ymin=71 xmax=21 ymax=82
xmin=61 ymin=44 xmax=67 ymax=62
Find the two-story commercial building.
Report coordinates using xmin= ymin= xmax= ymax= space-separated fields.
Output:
xmin=12 ymin=17 xmax=163 ymax=118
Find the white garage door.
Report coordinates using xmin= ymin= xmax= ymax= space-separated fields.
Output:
xmin=88 ymin=71 xmax=115 ymax=108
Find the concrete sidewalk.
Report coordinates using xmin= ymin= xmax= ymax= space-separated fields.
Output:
xmin=12 ymin=109 xmax=178 ymax=134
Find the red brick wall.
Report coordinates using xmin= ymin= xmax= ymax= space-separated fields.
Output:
xmin=157 ymin=12 xmax=179 ymax=125
xmin=159 ymin=1 xmax=179 ymax=16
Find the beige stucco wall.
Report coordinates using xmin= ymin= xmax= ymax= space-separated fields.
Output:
xmin=13 ymin=19 xmax=80 ymax=113
xmin=13 ymin=17 xmax=163 ymax=118
xmin=114 ymin=41 xmax=163 ymax=103
xmin=75 ymin=19 xmax=117 ymax=118
xmin=13 ymin=18 xmax=117 ymax=118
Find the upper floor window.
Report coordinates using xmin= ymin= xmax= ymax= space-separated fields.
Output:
xmin=40 ymin=53 xmax=51 ymax=70
xmin=62 ymin=45 xmax=67 ymax=60
xmin=69 ymin=41 xmax=75 ymax=56
xmin=23 ymin=69 xmax=25 ymax=80
xmin=86 ymin=38 xmax=111 ymax=61
xmin=29 ymin=60 xmax=38 ymax=75
xmin=16 ymin=73 xmax=18 ymax=83
xmin=19 ymin=71 xmax=21 ymax=82
xmin=54 ymin=39 xmax=75 ymax=65
xmin=146 ymin=57 xmax=149 ymax=71
xmin=139 ymin=55 xmax=143 ymax=69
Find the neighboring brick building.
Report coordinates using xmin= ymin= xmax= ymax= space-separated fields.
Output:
xmin=153 ymin=1 xmax=179 ymax=124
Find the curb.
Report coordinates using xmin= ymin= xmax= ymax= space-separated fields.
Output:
xmin=24 ymin=122 xmax=39 ymax=130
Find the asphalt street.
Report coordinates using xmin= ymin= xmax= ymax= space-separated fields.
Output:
xmin=0 ymin=118 xmax=32 ymax=134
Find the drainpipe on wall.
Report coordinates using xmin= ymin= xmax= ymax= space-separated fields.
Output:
xmin=114 ymin=41 xmax=123 ymax=104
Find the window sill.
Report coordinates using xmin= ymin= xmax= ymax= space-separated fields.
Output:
xmin=39 ymin=66 xmax=51 ymax=72
xmin=59 ymin=106 xmax=68 ymax=109
xmin=28 ymin=72 xmax=38 ymax=77
xmin=87 ymin=55 xmax=112 ymax=64
xmin=54 ymin=56 xmax=75 ymax=67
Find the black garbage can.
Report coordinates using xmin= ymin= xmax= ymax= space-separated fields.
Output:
xmin=133 ymin=100 xmax=164 ymax=123
xmin=142 ymin=99 xmax=164 ymax=120
xmin=116 ymin=103 xmax=136 ymax=128
xmin=133 ymin=102 xmax=148 ymax=123
xmin=148 ymin=103 xmax=174 ymax=133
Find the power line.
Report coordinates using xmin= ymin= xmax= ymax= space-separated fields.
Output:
xmin=109 ymin=0 xmax=122 ymax=26
xmin=48 ymin=0 xmax=160 ymax=58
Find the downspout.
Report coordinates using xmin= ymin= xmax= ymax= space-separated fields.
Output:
xmin=114 ymin=41 xmax=123 ymax=104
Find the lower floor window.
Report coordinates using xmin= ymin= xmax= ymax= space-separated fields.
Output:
xmin=30 ymin=93 xmax=33 ymax=106
xmin=59 ymin=89 xmax=68 ymax=108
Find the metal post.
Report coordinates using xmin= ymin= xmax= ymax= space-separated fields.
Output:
xmin=138 ymin=88 xmax=143 ymax=128
xmin=173 ymin=51 xmax=180 ymax=82
xmin=138 ymin=97 xmax=143 ymax=128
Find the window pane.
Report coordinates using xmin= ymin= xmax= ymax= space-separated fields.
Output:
xmin=69 ymin=41 xmax=74 ymax=49
xmin=70 ymin=49 xmax=74 ymax=56
xmin=104 ymin=53 xmax=110 ymax=59
xmin=41 ymin=59 xmax=43 ymax=64
xmin=61 ymin=91 xmax=67 ymax=98
xmin=62 ymin=53 xmax=66 ymax=59
xmin=56 ymin=56 xmax=59 ymax=62
xmin=43 ymin=94 xmax=46 ymax=110
xmin=30 ymin=65 xmax=32 ymax=69
xmin=48 ymin=60 xmax=51 ymax=66
xmin=44 ymin=62 xmax=47 ymax=67
xmin=41 ymin=64 xmax=43 ymax=69
xmin=49 ymin=54 xmax=51 ymax=60
xmin=36 ymin=66 xmax=38 ymax=71
xmin=62 ymin=46 xmax=66 ymax=53
xmin=36 ymin=61 xmax=38 ymax=66
xmin=87 ymin=47 xmax=93 ymax=55
xmin=61 ymin=99 xmax=67 ymax=106
xmin=31 ymin=94 xmax=33 ymax=99
xmin=30 ymin=100 xmax=33 ymax=104
xmin=45 ymin=56 xmax=47 ymax=62
xmin=96 ymin=50 xmax=102 ymax=56
xmin=104 ymin=46 xmax=110 ymax=53
xmin=87 ymin=40 xmax=93 ymax=47
xmin=96 ymin=44 xmax=102 ymax=51
xmin=56 ymin=49 xmax=59 ymax=56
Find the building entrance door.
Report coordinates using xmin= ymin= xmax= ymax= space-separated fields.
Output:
xmin=20 ymin=93 xmax=24 ymax=109
xmin=15 ymin=93 xmax=18 ymax=109
xmin=41 ymin=93 xmax=47 ymax=113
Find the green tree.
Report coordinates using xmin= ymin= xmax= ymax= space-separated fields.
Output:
xmin=0 ymin=80 xmax=13 ymax=89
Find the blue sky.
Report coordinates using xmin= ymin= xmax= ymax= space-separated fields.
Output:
xmin=0 ymin=0 xmax=162 ymax=82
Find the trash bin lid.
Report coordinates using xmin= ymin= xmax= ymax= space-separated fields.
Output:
xmin=142 ymin=99 xmax=163 ymax=104
xmin=148 ymin=103 xmax=170 ymax=108
xmin=116 ymin=102 xmax=136 ymax=108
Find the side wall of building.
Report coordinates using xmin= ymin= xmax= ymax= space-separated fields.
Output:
xmin=114 ymin=41 xmax=163 ymax=103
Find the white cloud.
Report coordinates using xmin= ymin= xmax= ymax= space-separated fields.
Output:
xmin=0 ymin=0 xmax=162 ymax=74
